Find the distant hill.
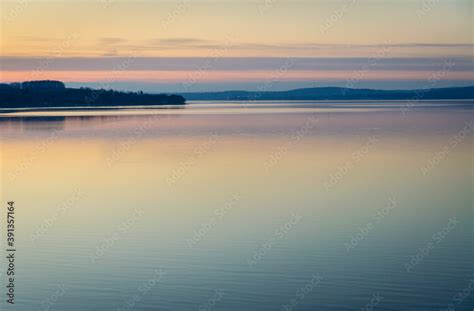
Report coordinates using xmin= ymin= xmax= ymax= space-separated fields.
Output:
xmin=179 ymin=86 xmax=474 ymax=101
xmin=0 ymin=80 xmax=185 ymax=108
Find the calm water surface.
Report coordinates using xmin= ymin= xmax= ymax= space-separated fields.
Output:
xmin=0 ymin=101 xmax=473 ymax=310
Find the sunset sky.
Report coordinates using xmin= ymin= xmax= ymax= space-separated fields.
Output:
xmin=1 ymin=0 xmax=473 ymax=92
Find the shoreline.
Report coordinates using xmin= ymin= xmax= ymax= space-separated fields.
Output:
xmin=0 ymin=104 xmax=187 ymax=114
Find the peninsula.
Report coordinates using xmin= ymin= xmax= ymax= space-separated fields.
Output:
xmin=0 ymin=80 xmax=186 ymax=108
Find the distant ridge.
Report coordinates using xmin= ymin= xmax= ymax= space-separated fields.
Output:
xmin=179 ymin=86 xmax=474 ymax=101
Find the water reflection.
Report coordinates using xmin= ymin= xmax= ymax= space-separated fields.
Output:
xmin=0 ymin=102 xmax=472 ymax=310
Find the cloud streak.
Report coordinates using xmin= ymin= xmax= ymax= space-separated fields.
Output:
xmin=6 ymin=37 xmax=474 ymax=58
xmin=1 ymin=56 xmax=473 ymax=72
xmin=2 ymin=69 xmax=472 ymax=84
xmin=97 ymin=37 xmax=474 ymax=50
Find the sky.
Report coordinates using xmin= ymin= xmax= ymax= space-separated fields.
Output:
xmin=1 ymin=0 xmax=473 ymax=92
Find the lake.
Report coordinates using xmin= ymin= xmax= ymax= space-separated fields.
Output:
xmin=0 ymin=101 xmax=473 ymax=310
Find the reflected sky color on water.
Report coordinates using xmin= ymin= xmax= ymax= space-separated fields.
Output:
xmin=0 ymin=101 xmax=473 ymax=310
